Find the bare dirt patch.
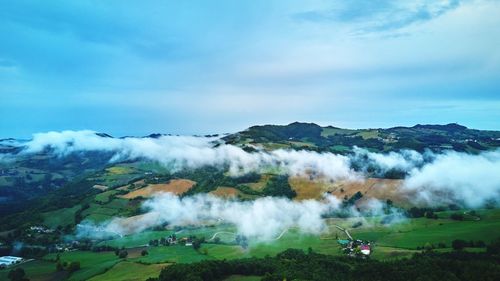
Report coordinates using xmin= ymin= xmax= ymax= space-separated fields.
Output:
xmin=329 ymin=178 xmax=408 ymax=206
xmin=289 ymin=177 xmax=408 ymax=205
xmin=210 ymin=187 xmax=242 ymax=198
xmin=288 ymin=177 xmax=332 ymax=200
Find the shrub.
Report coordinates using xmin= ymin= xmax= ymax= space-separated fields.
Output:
xmin=118 ymin=250 xmax=128 ymax=258
xmin=452 ymin=239 xmax=467 ymax=251
xmin=450 ymin=213 xmax=464 ymax=221
xmin=67 ymin=261 xmax=80 ymax=273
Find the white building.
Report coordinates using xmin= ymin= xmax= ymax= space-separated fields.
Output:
xmin=0 ymin=256 xmax=24 ymax=267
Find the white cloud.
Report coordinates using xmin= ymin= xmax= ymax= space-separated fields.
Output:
xmin=78 ymin=193 xmax=342 ymax=241
xmin=10 ymin=130 xmax=500 ymax=209
xmin=404 ymin=150 xmax=500 ymax=207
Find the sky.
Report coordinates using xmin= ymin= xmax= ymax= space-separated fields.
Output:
xmin=1 ymin=0 xmax=500 ymax=138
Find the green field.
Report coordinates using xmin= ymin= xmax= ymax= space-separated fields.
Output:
xmin=350 ymin=209 xmax=500 ymax=249
xmin=45 ymin=251 xmax=120 ymax=281
xmin=4 ymin=208 xmax=498 ymax=281
xmin=88 ymin=261 xmax=169 ymax=281
xmin=132 ymin=245 xmax=212 ymax=264
xmin=42 ymin=205 xmax=81 ymax=228
xmin=0 ymin=260 xmax=57 ymax=281
xmin=94 ymin=190 xmax=118 ymax=204
xmin=99 ymin=225 xmax=238 ymax=248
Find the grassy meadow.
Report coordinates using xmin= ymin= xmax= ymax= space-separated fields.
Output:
xmin=3 ymin=208 xmax=499 ymax=281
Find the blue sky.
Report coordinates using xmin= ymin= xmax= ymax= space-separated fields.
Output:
xmin=1 ymin=0 xmax=499 ymax=137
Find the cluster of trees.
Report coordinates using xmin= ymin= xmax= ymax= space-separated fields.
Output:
xmin=54 ymin=253 xmax=81 ymax=273
xmin=342 ymin=191 xmax=363 ymax=207
xmin=261 ymin=175 xmax=296 ymax=198
xmin=451 ymin=239 xmax=487 ymax=250
xmin=7 ymin=268 xmax=29 ymax=281
xmin=114 ymin=248 xmax=128 ymax=258
xmin=450 ymin=213 xmax=465 ymax=220
xmin=406 ymin=207 xmax=438 ymax=218
xmin=152 ymin=241 xmax=500 ymax=281
xmin=55 ymin=261 xmax=80 ymax=273
xmin=415 ymin=239 xmax=487 ymax=251
xmin=181 ymin=167 xmax=258 ymax=195
xmin=234 ymin=235 xmax=248 ymax=249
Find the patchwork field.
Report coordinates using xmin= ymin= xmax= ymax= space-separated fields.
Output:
xmin=288 ymin=177 xmax=330 ymax=200
xmin=88 ymin=262 xmax=169 ymax=281
xmin=0 ymin=260 xmax=58 ymax=281
xmin=45 ymin=251 xmax=120 ymax=281
xmin=120 ymin=179 xmax=196 ymax=199
xmin=4 ymin=208 xmax=498 ymax=281
xmin=287 ymin=176 xmax=407 ymax=205
xmin=210 ymin=186 xmax=242 ymax=198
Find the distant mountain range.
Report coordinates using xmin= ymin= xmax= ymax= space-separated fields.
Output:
xmin=224 ymin=122 xmax=500 ymax=153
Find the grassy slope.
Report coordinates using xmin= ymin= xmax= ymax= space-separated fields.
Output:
xmin=0 ymin=260 xmax=56 ymax=281
xmin=13 ymin=208 xmax=497 ymax=281
xmin=42 ymin=205 xmax=81 ymax=228
xmin=88 ymin=261 xmax=169 ymax=281
xmin=132 ymin=246 xmax=212 ymax=264
xmin=45 ymin=251 xmax=120 ymax=281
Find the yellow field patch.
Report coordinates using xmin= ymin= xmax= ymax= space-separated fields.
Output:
xmin=288 ymin=177 xmax=407 ymax=204
xmin=288 ymin=177 xmax=332 ymax=200
xmin=329 ymin=178 xmax=407 ymax=206
xmin=245 ymin=174 xmax=272 ymax=191
xmin=106 ymin=166 xmax=134 ymax=175
xmin=210 ymin=187 xmax=242 ymax=198
xmin=120 ymin=179 xmax=196 ymax=199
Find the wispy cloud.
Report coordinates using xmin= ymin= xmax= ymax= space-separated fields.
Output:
xmin=293 ymin=0 xmax=463 ymax=33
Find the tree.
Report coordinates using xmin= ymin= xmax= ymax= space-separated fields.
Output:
xmin=452 ymin=239 xmax=467 ymax=251
xmin=141 ymin=250 xmax=149 ymax=256
xmin=425 ymin=211 xmax=437 ymax=219
xmin=56 ymin=262 xmax=64 ymax=271
xmin=67 ymin=261 xmax=80 ymax=273
xmin=214 ymin=237 xmax=221 ymax=244
xmin=192 ymin=240 xmax=202 ymax=251
xmin=119 ymin=250 xmax=128 ymax=258
xmin=487 ymin=239 xmax=500 ymax=255
xmin=8 ymin=268 xmax=29 ymax=281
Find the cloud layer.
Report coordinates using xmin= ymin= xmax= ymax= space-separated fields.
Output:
xmin=404 ymin=149 xmax=500 ymax=207
xmin=78 ymin=193 xmax=341 ymax=241
xmin=3 ymin=130 xmax=500 ymax=208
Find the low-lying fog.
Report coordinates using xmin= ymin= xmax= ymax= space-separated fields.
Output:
xmin=1 ymin=130 xmax=499 ymax=240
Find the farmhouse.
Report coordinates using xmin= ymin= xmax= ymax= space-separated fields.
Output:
xmin=338 ymin=239 xmax=372 ymax=257
xmin=360 ymin=244 xmax=371 ymax=256
xmin=0 ymin=256 xmax=24 ymax=267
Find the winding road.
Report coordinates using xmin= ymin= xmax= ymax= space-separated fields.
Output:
xmin=333 ymin=224 xmax=353 ymax=240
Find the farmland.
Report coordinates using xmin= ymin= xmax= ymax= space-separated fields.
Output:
xmin=3 ymin=208 xmax=497 ymax=280
xmin=1 ymin=122 xmax=500 ymax=280
xmin=120 ymin=179 xmax=196 ymax=199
